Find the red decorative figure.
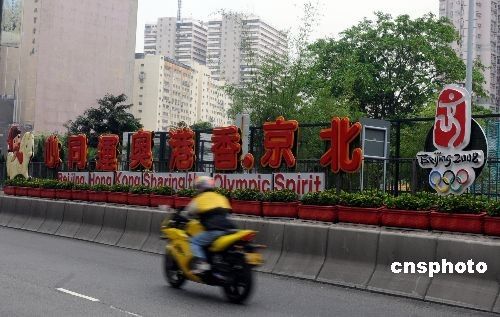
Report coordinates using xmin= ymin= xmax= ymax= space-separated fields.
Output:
xmin=211 ymin=126 xmax=241 ymax=170
xmin=260 ymin=116 xmax=299 ymax=168
xmin=68 ymin=134 xmax=88 ymax=170
xmin=44 ymin=135 xmax=62 ymax=169
xmin=320 ymin=117 xmax=363 ymax=173
xmin=96 ymin=134 xmax=119 ymax=171
xmin=169 ymin=128 xmax=195 ymax=171
xmin=130 ymin=129 xmax=153 ymax=170
xmin=433 ymin=86 xmax=471 ymax=150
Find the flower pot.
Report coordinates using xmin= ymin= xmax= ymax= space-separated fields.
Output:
xmin=337 ymin=206 xmax=382 ymax=225
xmin=15 ymin=187 xmax=29 ymax=196
xmin=231 ymin=200 xmax=262 ymax=216
xmin=150 ymin=194 xmax=174 ymax=207
xmin=56 ymin=189 xmax=73 ymax=200
xmin=380 ymin=208 xmax=430 ymax=230
xmin=484 ymin=216 xmax=500 ymax=236
xmin=127 ymin=193 xmax=150 ymax=206
xmin=72 ymin=190 xmax=89 ymax=201
xmin=3 ymin=185 xmax=15 ymax=195
xmin=262 ymin=202 xmax=299 ymax=218
xmin=27 ymin=187 xmax=41 ymax=197
xmin=108 ymin=192 xmax=129 ymax=205
xmin=430 ymin=211 xmax=485 ymax=234
xmin=88 ymin=191 xmax=108 ymax=203
xmin=298 ymin=204 xmax=337 ymax=222
xmin=40 ymin=188 xmax=56 ymax=199
xmin=174 ymin=196 xmax=192 ymax=209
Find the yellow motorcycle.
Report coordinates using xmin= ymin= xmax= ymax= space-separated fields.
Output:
xmin=161 ymin=210 xmax=263 ymax=303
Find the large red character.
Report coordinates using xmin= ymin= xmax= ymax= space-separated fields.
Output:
xmin=96 ymin=134 xmax=119 ymax=171
xmin=169 ymin=128 xmax=195 ymax=171
xmin=130 ymin=129 xmax=153 ymax=170
xmin=211 ymin=126 xmax=241 ymax=170
xmin=68 ymin=134 xmax=87 ymax=170
xmin=44 ymin=135 xmax=62 ymax=169
xmin=433 ymin=85 xmax=471 ymax=150
xmin=320 ymin=117 xmax=363 ymax=173
xmin=260 ymin=116 xmax=299 ymax=168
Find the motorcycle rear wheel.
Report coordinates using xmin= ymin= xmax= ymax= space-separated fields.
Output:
xmin=222 ymin=265 xmax=253 ymax=304
xmin=164 ymin=251 xmax=186 ymax=289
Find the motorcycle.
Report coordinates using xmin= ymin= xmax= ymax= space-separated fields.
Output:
xmin=161 ymin=210 xmax=263 ymax=303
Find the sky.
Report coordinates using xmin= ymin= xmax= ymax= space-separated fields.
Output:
xmin=136 ymin=0 xmax=439 ymax=52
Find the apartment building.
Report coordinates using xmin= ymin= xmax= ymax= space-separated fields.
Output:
xmin=144 ymin=24 xmax=157 ymax=55
xmin=439 ymin=0 xmax=499 ymax=111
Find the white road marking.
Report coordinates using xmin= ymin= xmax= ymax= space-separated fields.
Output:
xmin=110 ymin=305 xmax=143 ymax=317
xmin=56 ymin=288 xmax=100 ymax=302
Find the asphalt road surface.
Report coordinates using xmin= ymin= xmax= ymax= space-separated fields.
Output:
xmin=0 ymin=226 xmax=497 ymax=317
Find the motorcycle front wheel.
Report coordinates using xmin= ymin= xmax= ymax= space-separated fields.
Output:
xmin=222 ymin=265 xmax=253 ymax=304
xmin=164 ymin=251 xmax=186 ymax=289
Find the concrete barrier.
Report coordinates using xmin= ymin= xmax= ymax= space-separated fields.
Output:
xmin=141 ymin=210 xmax=172 ymax=254
xmin=367 ymin=229 xmax=437 ymax=299
xmin=317 ymin=224 xmax=380 ymax=288
xmin=74 ymin=204 xmax=105 ymax=241
xmin=37 ymin=200 xmax=65 ymax=234
xmin=0 ymin=196 xmax=16 ymax=226
xmin=272 ymin=222 xmax=328 ymax=279
xmin=7 ymin=197 xmax=32 ymax=229
xmin=244 ymin=218 xmax=285 ymax=273
xmin=54 ymin=202 xmax=84 ymax=238
xmin=94 ymin=205 xmax=128 ymax=245
xmin=22 ymin=199 xmax=48 ymax=231
xmin=425 ymin=234 xmax=500 ymax=311
xmin=116 ymin=208 xmax=152 ymax=250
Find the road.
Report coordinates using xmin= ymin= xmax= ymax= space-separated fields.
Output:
xmin=0 ymin=226 xmax=496 ymax=317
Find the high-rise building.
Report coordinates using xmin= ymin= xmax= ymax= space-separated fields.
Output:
xmin=439 ymin=0 xmax=499 ymax=112
xmin=144 ymin=17 xmax=208 ymax=66
xmin=207 ymin=14 xmax=288 ymax=85
xmin=0 ymin=0 xmax=138 ymax=132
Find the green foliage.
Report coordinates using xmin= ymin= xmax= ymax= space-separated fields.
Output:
xmin=230 ymin=188 xmax=264 ymax=201
xmin=151 ymin=186 xmax=175 ymax=196
xmin=436 ymin=194 xmax=487 ymax=214
xmin=39 ymin=179 xmax=59 ymax=189
xmin=129 ymin=185 xmax=152 ymax=195
xmin=262 ymin=189 xmax=298 ymax=203
xmin=487 ymin=201 xmax=500 ymax=217
xmin=214 ymin=187 xmax=231 ymax=199
xmin=90 ymin=184 xmax=111 ymax=192
xmin=176 ymin=188 xmax=197 ymax=198
xmin=190 ymin=121 xmax=213 ymax=130
xmin=109 ymin=184 xmax=131 ymax=193
xmin=338 ymin=190 xmax=386 ymax=208
xmin=55 ymin=181 xmax=75 ymax=190
xmin=301 ymin=190 xmax=340 ymax=206
xmin=74 ymin=183 xmax=91 ymax=190
xmin=64 ymin=94 xmax=142 ymax=147
xmin=385 ymin=192 xmax=438 ymax=211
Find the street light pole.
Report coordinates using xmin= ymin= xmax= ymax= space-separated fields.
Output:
xmin=465 ymin=0 xmax=475 ymax=93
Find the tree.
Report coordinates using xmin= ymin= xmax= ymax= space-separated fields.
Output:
xmin=64 ymin=94 xmax=142 ymax=147
xmin=307 ymin=12 xmax=486 ymax=119
xmin=190 ymin=121 xmax=213 ymax=130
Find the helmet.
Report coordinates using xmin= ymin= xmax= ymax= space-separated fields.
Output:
xmin=194 ymin=175 xmax=215 ymax=192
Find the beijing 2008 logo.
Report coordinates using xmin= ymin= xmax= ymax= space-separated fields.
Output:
xmin=416 ymin=85 xmax=488 ymax=195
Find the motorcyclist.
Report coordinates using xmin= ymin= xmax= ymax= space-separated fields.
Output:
xmin=184 ymin=176 xmax=235 ymax=274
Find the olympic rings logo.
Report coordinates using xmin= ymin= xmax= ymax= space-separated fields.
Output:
xmin=429 ymin=169 xmax=470 ymax=194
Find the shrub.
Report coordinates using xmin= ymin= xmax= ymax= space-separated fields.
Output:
xmin=151 ymin=186 xmax=175 ymax=196
xmin=90 ymin=184 xmax=111 ymax=191
xmin=24 ymin=178 xmax=42 ymax=188
xmin=109 ymin=184 xmax=131 ymax=193
xmin=39 ymin=179 xmax=59 ymax=189
xmin=74 ymin=183 xmax=91 ymax=190
xmin=262 ymin=189 xmax=298 ymax=203
xmin=176 ymin=188 xmax=197 ymax=198
xmin=301 ymin=191 xmax=339 ymax=206
xmin=385 ymin=192 xmax=438 ymax=211
xmin=231 ymin=188 xmax=263 ymax=201
xmin=338 ymin=190 xmax=386 ymax=208
xmin=436 ymin=194 xmax=487 ymax=214
xmin=55 ymin=181 xmax=75 ymax=190
xmin=214 ymin=187 xmax=231 ymax=199
xmin=487 ymin=200 xmax=500 ymax=217
xmin=129 ymin=185 xmax=153 ymax=195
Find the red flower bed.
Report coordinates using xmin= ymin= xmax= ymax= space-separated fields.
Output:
xmin=380 ymin=208 xmax=430 ymax=230
xmin=337 ymin=206 xmax=381 ymax=225
xmin=231 ymin=200 xmax=262 ymax=216
xmin=484 ymin=216 xmax=500 ymax=236
xmin=40 ymin=189 xmax=56 ymax=199
xmin=108 ymin=192 xmax=128 ymax=204
xmin=127 ymin=193 xmax=150 ymax=206
xmin=150 ymin=195 xmax=174 ymax=207
xmin=3 ymin=186 xmax=15 ymax=195
xmin=430 ymin=211 xmax=485 ymax=234
xmin=56 ymin=189 xmax=73 ymax=200
xmin=88 ymin=191 xmax=108 ymax=203
xmin=174 ymin=196 xmax=192 ymax=209
xmin=27 ymin=187 xmax=41 ymax=197
xmin=72 ymin=190 xmax=89 ymax=201
xmin=298 ymin=204 xmax=337 ymax=222
xmin=15 ymin=187 xmax=29 ymax=196
xmin=262 ymin=202 xmax=299 ymax=218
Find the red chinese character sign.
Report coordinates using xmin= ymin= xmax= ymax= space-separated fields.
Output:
xmin=96 ymin=134 xmax=119 ymax=171
xmin=169 ymin=128 xmax=195 ymax=171
xmin=130 ymin=129 xmax=153 ymax=170
xmin=68 ymin=134 xmax=87 ymax=170
xmin=44 ymin=135 xmax=62 ymax=169
xmin=212 ymin=126 xmax=241 ymax=170
xmin=417 ymin=85 xmax=487 ymax=195
xmin=320 ymin=117 xmax=363 ymax=173
xmin=260 ymin=116 xmax=299 ymax=168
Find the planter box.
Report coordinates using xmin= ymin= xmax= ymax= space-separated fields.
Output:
xmin=298 ymin=204 xmax=337 ymax=222
xmin=88 ymin=191 xmax=108 ymax=203
xmin=231 ymin=200 xmax=262 ymax=216
xmin=262 ymin=202 xmax=299 ymax=218
xmin=40 ymin=189 xmax=56 ymax=199
xmin=127 ymin=193 xmax=150 ymax=206
xmin=108 ymin=192 xmax=129 ymax=205
xmin=174 ymin=196 xmax=192 ymax=209
xmin=150 ymin=194 xmax=174 ymax=207
xmin=484 ymin=216 xmax=500 ymax=236
xmin=337 ymin=206 xmax=382 ymax=225
xmin=72 ymin=190 xmax=89 ymax=201
xmin=27 ymin=187 xmax=41 ymax=197
xmin=15 ymin=187 xmax=29 ymax=196
xmin=56 ymin=189 xmax=73 ymax=200
xmin=3 ymin=186 xmax=15 ymax=195
xmin=430 ymin=211 xmax=485 ymax=234
xmin=381 ymin=208 xmax=430 ymax=230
